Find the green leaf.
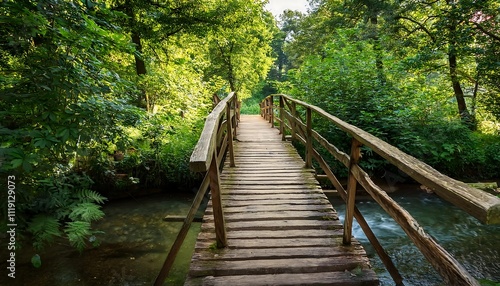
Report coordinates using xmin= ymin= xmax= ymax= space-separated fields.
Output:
xmin=56 ymin=128 xmax=70 ymax=141
xmin=11 ymin=159 xmax=23 ymax=169
xmin=31 ymin=254 xmax=42 ymax=268
xmin=68 ymin=202 xmax=104 ymax=222
xmin=22 ymin=160 xmax=32 ymax=172
xmin=28 ymin=215 xmax=62 ymax=251
xmin=65 ymin=221 xmax=92 ymax=251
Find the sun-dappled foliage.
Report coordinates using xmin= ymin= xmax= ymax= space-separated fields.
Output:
xmin=0 ymin=0 xmax=274 ymax=259
xmin=266 ymin=0 xmax=500 ymax=179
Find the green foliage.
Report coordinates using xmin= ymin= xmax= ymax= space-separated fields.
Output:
xmin=240 ymin=97 xmax=262 ymax=115
xmin=205 ymin=0 xmax=275 ymax=98
xmin=1 ymin=0 xmax=249 ymax=255
xmin=280 ymin=27 xmax=500 ymax=179
xmin=31 ymin=254 xmax=42 ymax=268
xmin=65 ymin=221 xmax=92 ymax=251
xmin=25 ymin=172 xmax=106 ymax=252
xmin=28 ymin=215 xmax=62 ymax=251
xmin=479 ymin=279 xmax=500 ymax=286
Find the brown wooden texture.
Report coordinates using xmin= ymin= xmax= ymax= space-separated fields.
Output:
xmin=343 ymin=138 xmax=362 ymax=245
xmin=190 ymin=92 xmax=236 ymax=172
xmin=184 ymin=115 xmax=378 ymax=286
xmin=208 ymin=150 xmax=228 ymax=248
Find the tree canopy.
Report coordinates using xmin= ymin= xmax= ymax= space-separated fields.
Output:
xmin=270 ymin=0 xmax=500 ymax=178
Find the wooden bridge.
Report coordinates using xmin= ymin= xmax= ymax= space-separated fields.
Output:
xmin=154 ymin=92 xmax=500 ymax=286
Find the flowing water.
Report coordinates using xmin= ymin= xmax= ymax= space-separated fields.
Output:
xmin=329 ymin=189 xmax=500 ymax=285
xmin=0 ymin=191 xmax=206 ymax=286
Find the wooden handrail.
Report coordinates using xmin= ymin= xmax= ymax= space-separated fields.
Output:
xmin=267 ymin=94 xmax=500 ymax=225
xmin=190 ymin=92 xmax=237 ymax=172
xmin=261 ymin=94 xmax=498 ymax=285
xmin=155 ymin=92 xmax=238 ymax=285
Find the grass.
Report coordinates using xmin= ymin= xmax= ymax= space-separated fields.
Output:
xmin=240 ymin=97 xmax=262 ymax=115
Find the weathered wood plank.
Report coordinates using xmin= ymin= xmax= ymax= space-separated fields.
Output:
xmin=217 ymin=198 xmax=332 ymax=207
xmin=203 ymin=210 xmax=338 ymax=222
xmin=185 ymin=270 xmax=378 ymax=286
xmin=191 ymin=245 xmax=365 ymax=260
xmin=200 ymin=219 xmax=342 ymax=231
xmin=196 ymin=229 xmax=344 ymax=240
xmin=221 ymin=185 xmax=321 ymax=191
xmin=221 ymin=171 xmax=316 ymax=177
xmin=221 ymin=193 xmax=329 ymax=201
xmin=209 ymin=204 xmax=334 ymax=213
xmin=195 ymin=237 xmax=353 ymax=250
xmin=189 ymin=257 xmax=371 ymax=277
xmin=221 ymin=179 xmax=319 ymax=185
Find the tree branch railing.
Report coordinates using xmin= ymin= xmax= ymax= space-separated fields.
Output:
xmin=154 ymin=92 xmax=238 ymax=286
xmin=261 ymin=94 xmax=500 ymax=285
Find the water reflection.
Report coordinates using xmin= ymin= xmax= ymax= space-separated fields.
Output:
xmin=329 ymin=189 xmax=500 ymax=285
xmin=0 ymin=192 xmax=204 ymax=286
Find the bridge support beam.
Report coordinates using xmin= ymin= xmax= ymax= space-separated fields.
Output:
xmin=343 ymin=138 xmax=362 ymax=245
xmin=209 ymin=150 xmax=228 ymax=248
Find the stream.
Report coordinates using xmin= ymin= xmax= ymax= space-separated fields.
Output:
xmin=329 ymin=189 xmax=500 ymax=285
xmin=1 ymin=192 xmax=205 ymax=286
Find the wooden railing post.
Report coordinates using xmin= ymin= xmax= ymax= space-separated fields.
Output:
xmin=235 ymin=93 xmax=240 ymax=130
xmin=265 ymin=98 xmax=268 ymax=120
xmin=290 ymin=101 xmax=297 ymax=141
xmin=226 ymin=101 xmax=235 ymax=167
xmin=269 ymin=95 xmax=274 ymax=125
xmin=305 ymin=107 xmax=313 ymax=168
xmin=343 ymin=138 xmax=362 ymax=245
xmin=208 ymin=150 xmax=227 ymax=248
xmin=266 ymin=97 xmax=269 ymax=120
xmin=279 ymin=96 xmax=285 ymax=141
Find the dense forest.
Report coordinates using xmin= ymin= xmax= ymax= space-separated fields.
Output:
xmin=1 ymin=0 xmax=499 ymax=265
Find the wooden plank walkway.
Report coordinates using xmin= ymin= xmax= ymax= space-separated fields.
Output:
xmin=184 ymin=115 xmax=378 ymax=285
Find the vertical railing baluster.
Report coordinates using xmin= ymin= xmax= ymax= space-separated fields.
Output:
xmin=208 ymin=150 xmax=227 ymax=248
xmin=227 ymin=100 xmax=235 ymax=167
xmin=279 ymin=96 xmax=285 ymax=141
xmin=265 ymin=97 xmax=270 ymax=121
xmin=305 ymin=107 xmax=312 ymax=168
xmin=291 ymin=101 xmax=297 ymax=141
xmin=343 ymin=138 xmax=362 ymax=245
xmin=269 ymin=95 xmax=274 ymax=125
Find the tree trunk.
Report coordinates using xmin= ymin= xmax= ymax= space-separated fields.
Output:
xmin=131 ymin=32 xmax=149 ymax=110
xmin=447 ymin=1 xmax=474 ymax=129
xmin=125 ymin=1 xmax=148 ymax=109
xmin=369 ymin=15 xmax=386 ymax=84
xmin=131 ymin=33 xmax=147 ymax=76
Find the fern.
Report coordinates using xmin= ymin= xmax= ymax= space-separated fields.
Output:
xmin=69 ymin=202 xmax=104 ymax=222
xmin=64 ymin=221 xmax=91 ymax=251
xmin=28 ymin=215 xmax=62 ymax=251
xmin=77 ymin=189 xmax=107 ymax=204
xmin=27 ymin=173 xmax=107 ymax=254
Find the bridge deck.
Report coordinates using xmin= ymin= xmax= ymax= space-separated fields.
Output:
xmin=184 ymin=115 xmax=378 ymax=285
